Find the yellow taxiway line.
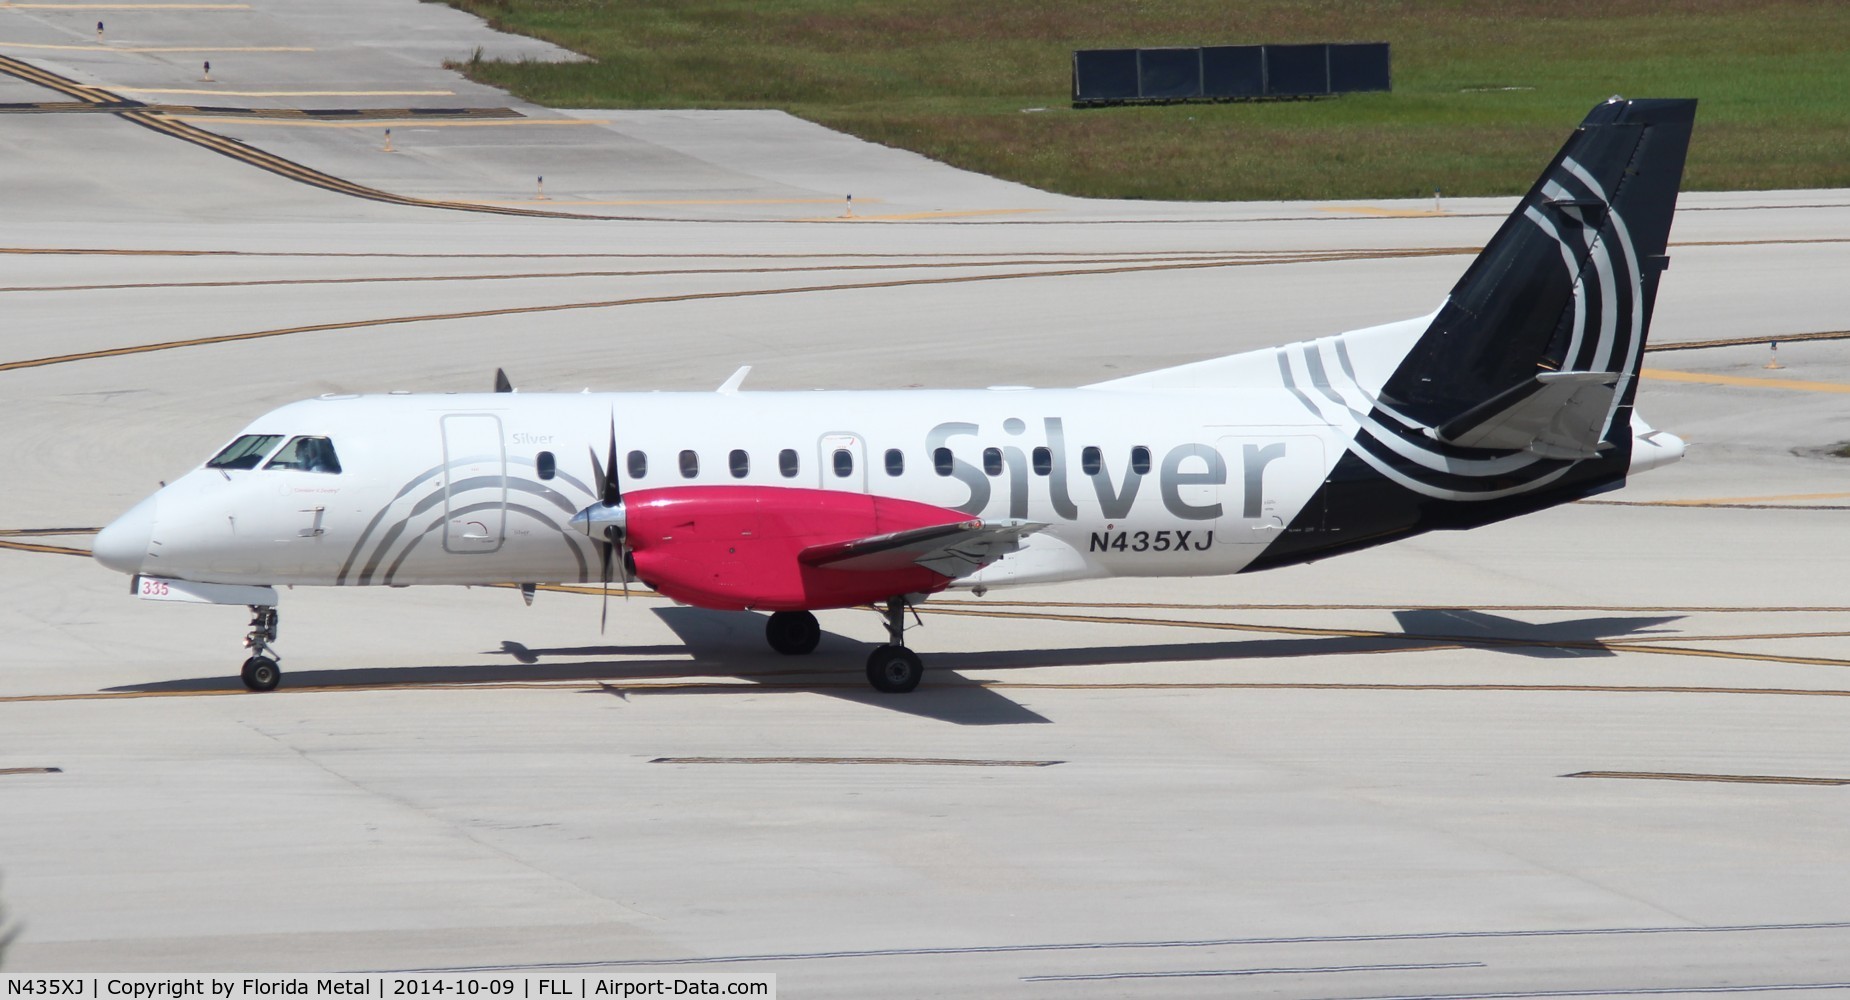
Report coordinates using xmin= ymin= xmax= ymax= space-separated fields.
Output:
xmin=0 ymin=538 xmax=89 ymax=556
xmin=1640 ymin=368 xmax=1850 ymax=394
xmin=113 ymin=87 xmax=455 ymax=97
xmin=931 ymin=598 xmax=1850 ymax=614
xmin=0 ymin=250 xmax=1454 ymax=373
xmin=9 ymin=680 xmax=1850 ymax=706
xmin=1566 ymin=771 xmax=1850 ymax=786
xmin=1317 ymin=206 xmax=1449 ymax=218
xmin=172 ymin=116 xmax=604 ymax=128
xmin=0 ymin=3 xmax=249 ymax=7
xmin=3 ymin=255 xmax=1261 ymax=294
xmin=1649 ymin=491 xmax=1850 ymax=507
xmin=806 ymin=208 xmax=1050 ymax=221
xmin=460 ymin=196 xmax=884 ymax=207
xmin=1649 ymin=329 xmax=1850 ymax=353
xmin=919 ymin=605 xmax=1850 ymax=671
xmin=651 ymin=756 xmax=1062 ymax=768
xmin=0 ymin=42 xmax=310 ymax=51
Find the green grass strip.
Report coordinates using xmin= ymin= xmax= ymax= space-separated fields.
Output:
xmin=447 ymin=0 xmax=1850 ymax=201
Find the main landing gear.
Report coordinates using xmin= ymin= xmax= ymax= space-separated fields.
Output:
xmin=240 ymin=604 xmax=281 ymax=692
xmin=765 ymin=610 xmax=821 ymax=656
xmin=761 ymin=600 xmax=926 ymax=693
xmin=865 ymin=596 xmax=924 ymax=694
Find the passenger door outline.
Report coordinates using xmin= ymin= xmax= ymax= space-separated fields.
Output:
xmin=817 ymin=432 xmax=867 ymax=492
xmin=440 ymin=413 xmax=507 ymax=554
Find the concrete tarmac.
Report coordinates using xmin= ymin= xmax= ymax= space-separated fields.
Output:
xmin=5 ymin=1 xmax=1850 ymax=995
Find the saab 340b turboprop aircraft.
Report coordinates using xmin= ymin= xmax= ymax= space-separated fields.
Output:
xmin=93 ymin=97 xmax=1695 ymax=695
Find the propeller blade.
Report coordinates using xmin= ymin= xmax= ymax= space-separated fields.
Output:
xmin=598 ymin=531 xmax=614 ymax=633
xmin=584 ymin=409 xmax=622 ymax=631
xmin=585 ymin=446 xmax=607 ymax=523
xmin=604 ymin=413 xmax=620 ymax=507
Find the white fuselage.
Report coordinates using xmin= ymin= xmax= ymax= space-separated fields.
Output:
xmin=100 ymin=309 xmax=1688 ymax=596
xmin=126 ymin=385 xmax=1342 ymax=590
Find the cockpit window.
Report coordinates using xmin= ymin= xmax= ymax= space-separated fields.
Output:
xmin=205 ymin=434 xmax=283 ymax=471
xmin=263 ymin=436 xmax=342 ymax=474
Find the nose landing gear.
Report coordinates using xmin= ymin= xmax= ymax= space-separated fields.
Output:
xmin=240 ymin=604 xmax=281 ymax=692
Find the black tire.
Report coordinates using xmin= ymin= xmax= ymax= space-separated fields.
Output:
xmin=240 ymin=655 xmax=280 ymax=692
xmin=765 ymin=610 xmax=821 ymax=655
xmin=865 ymin=644 xmax=923 ymax=694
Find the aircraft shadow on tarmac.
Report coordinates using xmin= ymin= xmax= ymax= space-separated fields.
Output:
xmin=902 ymin=611 xmax=1686 ymax=677
xmin=1388 ymin=609 xmax=1685 ymax=658
xmin=103 ymin=608 xmax=1684 ymax=723
xmin=645 ymin=606 xmax=1052 ymax=725
xmin=100 ymin=606 xmax=1054 ymax=726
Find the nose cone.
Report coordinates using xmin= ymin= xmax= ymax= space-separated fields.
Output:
xmin=93 ymin=493 xmax=157 ymax=575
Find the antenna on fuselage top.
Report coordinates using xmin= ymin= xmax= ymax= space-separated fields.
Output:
xmin=493 ymin=368 xmax=514 ymax=393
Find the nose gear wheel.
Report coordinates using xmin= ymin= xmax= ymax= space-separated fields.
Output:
xmin=239 ymin=605 xmax=282 ymax=692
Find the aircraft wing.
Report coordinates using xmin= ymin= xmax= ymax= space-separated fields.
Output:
xmin=799 ymin=518 xmax=1044 ymax=580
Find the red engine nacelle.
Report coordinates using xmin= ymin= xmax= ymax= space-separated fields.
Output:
xmin=622 ymin=486 xmax=969 ymax=612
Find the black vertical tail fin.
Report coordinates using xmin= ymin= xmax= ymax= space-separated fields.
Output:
xmin=1249 ymin=99 xmax=1696 ymax=570
xmin=1380 ymin=97 xmax=1696 ymax=427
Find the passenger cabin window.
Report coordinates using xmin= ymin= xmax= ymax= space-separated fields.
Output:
xmin=884 ymin=448 xmax=904 ymax=476
xmin=779 ymin=449 xmax=800 ymax=478
xmin=832 ymin=449 xmax=854 ymax=478
xmin=536 ymin=451 xmax=556 ymax=481
xmin=983 ymin=447 xmax=1003 ymax=476
xmin=679 ymin=450 xmax=699 ymax=479
xmin=933 ymin=447 xmax=954 ymax=476
xmin=263 ymin=436 xmax=341 ymax=474
xmin=206 ymin=434 xmax=282 ymax=471
xmin=729 ymin=449 xmax=750 ymax=478
xmin=1081 ymin=446 xmax=1102 ymax=476
xmin=627 ymin=450 xmax=647 ymax=479
xmin=1130 ymin=446 xmax=1151 ymax=475
xmin=1032 ymin=446 xmax=1052 ymax=476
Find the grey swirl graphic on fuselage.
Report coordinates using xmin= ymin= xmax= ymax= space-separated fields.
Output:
xmin=337 ymin=455 xmax=596 ymax=586
xmin=379 ymin=500 xmax=587 ymax=586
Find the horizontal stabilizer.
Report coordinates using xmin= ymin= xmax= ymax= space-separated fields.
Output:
xmin=800 ymin=519 xmax=1043 ymax=579
xmin=1430 ymin=371 xmax=1622 ymax=459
